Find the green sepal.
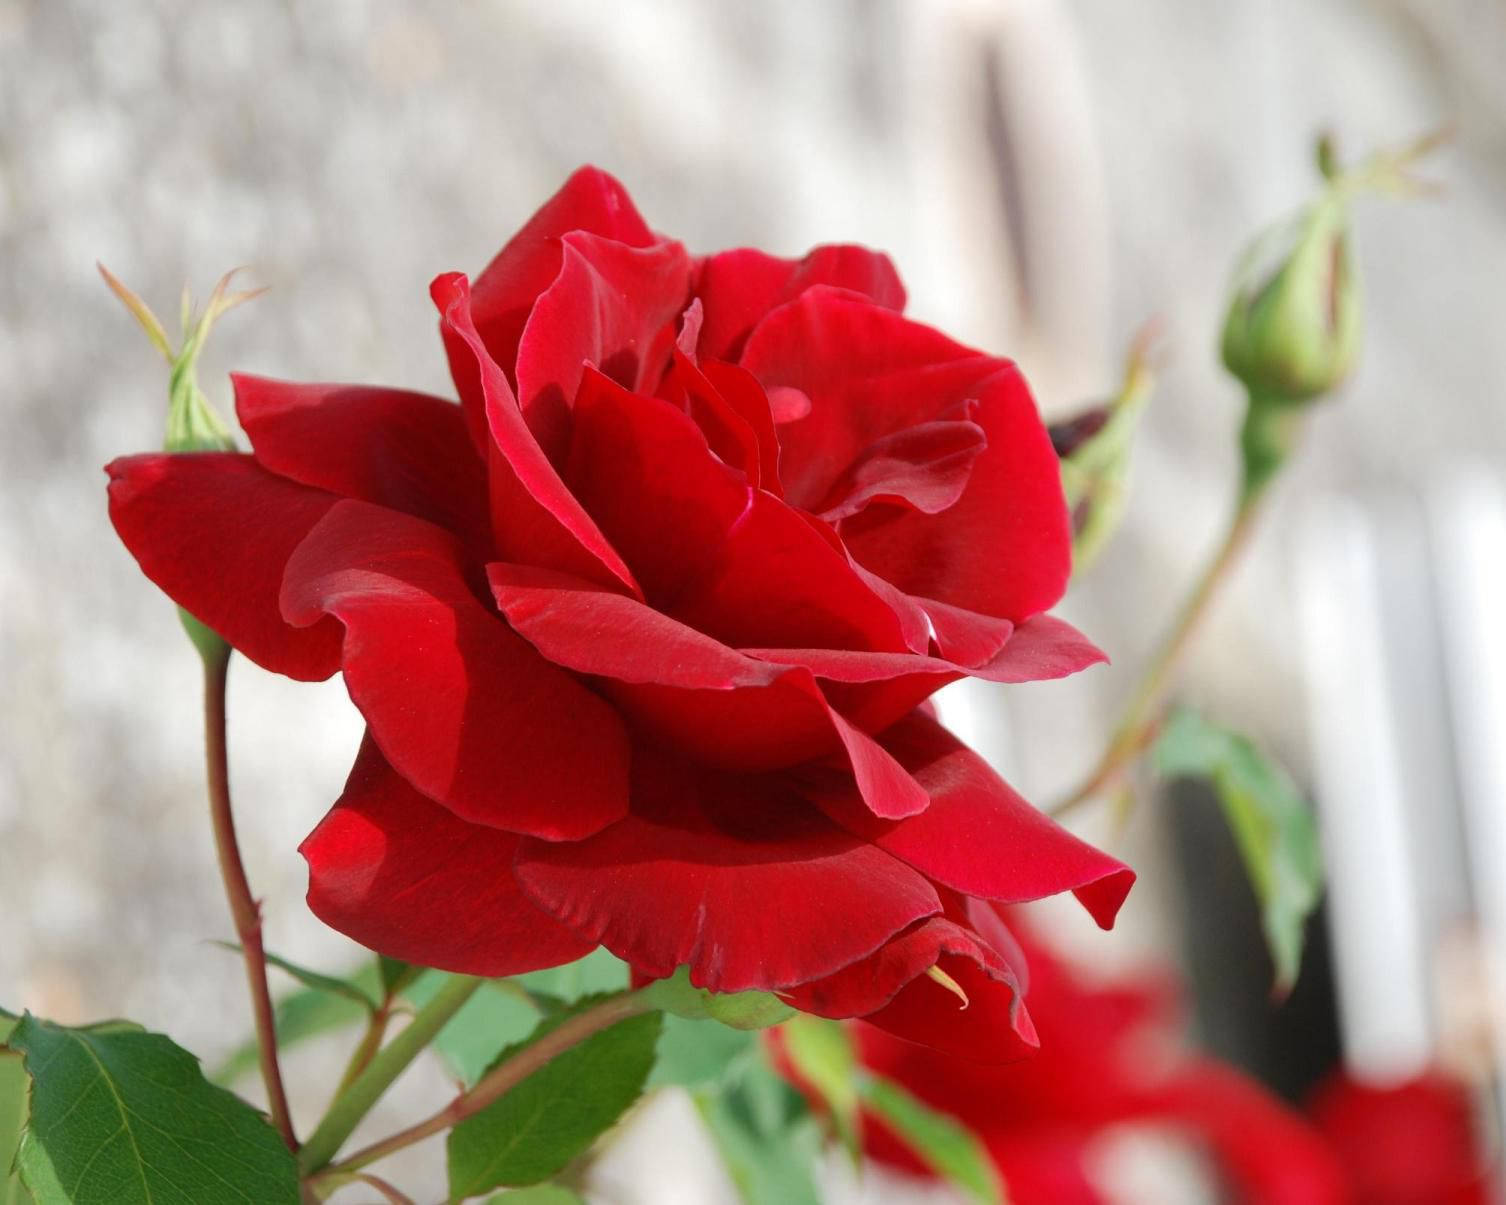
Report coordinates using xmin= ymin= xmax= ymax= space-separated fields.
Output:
xmin=638 ymin=967 xmax=795 ymax=1031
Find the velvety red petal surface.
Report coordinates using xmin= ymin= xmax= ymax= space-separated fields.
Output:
xmin=567 ymin=368 xmax=908 ymax=652
xmin=279 ymin=498 xmax=630 ymax=840
xmin=233 ymin=374 xmax=490 ymax=552
xmin=515 ymin=231 xmax=690 ymax=463
xmin=513 ymin=752 xmax=941 ymax=993
xmin=810 ymin=712 xmax=1134 ymax=927
xmin=815 ymin=404 xmax=987 ymax=522
xmin=106 ymin=452 xmax=343 ymax=680
xmin=694 ymin=244 xmax=905 ymax=362
xmin=468 ymin=166 xmax=658 ymax=384
xmin=301 ymin=735 xmax=596 ymax=976
xmin=433 ymin=273 xmax=641 ymax=596
xmin=740 ymin=288 xmax=1071 ymax=623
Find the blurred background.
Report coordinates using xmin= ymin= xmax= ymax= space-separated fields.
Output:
xmin=1 ymin=0 xmax=1502 ymax=1200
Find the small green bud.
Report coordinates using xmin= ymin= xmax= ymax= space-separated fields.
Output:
xmin=1052 ymin=326 xmax=1157 ymax=575
xmin=1220 ymin=190 xmax=1361 ymax=405
xmin=102 ymin=265 xmax=265 ymax=661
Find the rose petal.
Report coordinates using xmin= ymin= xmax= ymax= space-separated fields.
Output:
xmin=301 ymin=734 xmax=596 ymax=975
xmin=741 ymin=289 xmax=1071 ymax=623
xmin=106 ymin=452 xmax=342 ymax=680
xmin=810 ymin=711 xmax=1134 ymax=928
xmin=695 ymin=244 xmax=906 ymax=362
xmin=433 ymin=272 xmax=641 ymax=596
xmin=785 ymin=913 xmax=1039 ymax=1062
xmin=233 ymin=375 xmax=489 ymax=552
xmin=280 ymin=499 xmax=630 ymax=840
xmin=468 ymin=166 xmax=658 ymax=382
xmin=516 ymin=231 xmax=691 ymax=463
xmin=567 ymin=368 xmax=908 ymax=652
xmin=487 ymin=563 xmax=927 ymax=820
xmin=816 ymin=405 xmax=988 ymax=522
xmin=514 ymin=752 xmax=941 ymax=992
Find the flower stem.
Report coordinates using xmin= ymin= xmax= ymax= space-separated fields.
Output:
xmin=298 ymin=974 xmax=484 ymax=1174
xmin=1049 ymin=479 xmax=1272 ymax=819
xmin=202 ymin=645 xmax=297 ymax=1150
xmin=314 ymin=991 xmax=651 ymax=1178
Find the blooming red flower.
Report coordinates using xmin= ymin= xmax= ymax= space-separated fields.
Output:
xmin=817 ymin=918 xmax=1351 ymax=1203
xmin=107 ymin=167 xmax=1131 ymax=1053
xmin=1308 ymin=1071 xmax=1491 ymax=1205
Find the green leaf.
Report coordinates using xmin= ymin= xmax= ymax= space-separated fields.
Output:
xmin=1155 ymin=707 xmax=1325 ymax=992
xmin=377 ymin=957 xmax=422 ymax=999
xmin=211 ymin=942 xmax=376 ymax=1011
xmin=694 ymin=1054 xmax=821 ymax=1205
xmin=778 ymin=1016 xmax=860 ymax=1160
xmin=481 ymin=1187 xmax=585 ymax=1204
xmin=515 ymin=948 xmax=629 ymax=1001
xmin=648 ymin=1013 xmax=755 ymax=1090
xmin=859 ymin=1075 xmax=1003 ymax=1205
xmin=447 ymin=1005 xmax=662 ymax=1197
xmin=7 ymin=1013 xmax=298 ymax=1203
xmin=639 ymin=967 xmax=795 ymax=1031
xmin=1 ymin=1012 xmax=33 ymax=1205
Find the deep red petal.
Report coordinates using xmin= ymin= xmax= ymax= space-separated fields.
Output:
xmin=741 ymin=290 xmax=1071 ymax=622
xmin=786 ymin=914 xmax=1038 ymax=1062
xmin=106 ymin=452 xmax=342 ymax=680
xmin=810 ymin=712 xmax=1134 ymax=928
xmin=817 ymin=406 xmax=987 ymax=522
xmin=233 ymin=374 xmax=489 ymax=552
xmin=280 ymin=499 xmax=629 ymax=840
xmin=694 ymin=244 xmax=906 ymax=362
xmin=487 ymin=563 xmax=926 ymax=817
xmin=432 ymin=272 xmax=641 ymax=596
xmin=468 ymin=166 xmax=658 ymax=382
xmin=515 ymin=231 xmax=691 ymax=463
xmin=301 ymin=735 xmax=596 ymax=975
xmin=513 ymin=753 xmax=941 ymax=993
xmin=567 ymin=369 xmax=907 ymax=652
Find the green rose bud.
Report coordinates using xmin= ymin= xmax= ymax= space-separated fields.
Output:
xmin=102 ymin=265 xmax=263 ymax=660
xmin=1220 ymin=189 xmax=1361 ymax=406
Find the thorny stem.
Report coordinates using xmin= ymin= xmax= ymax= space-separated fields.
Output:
xmin=203 ymin=647 xmax=297 ymax=1150
xmin=311 ymin=992 xmax=652 ymax=1180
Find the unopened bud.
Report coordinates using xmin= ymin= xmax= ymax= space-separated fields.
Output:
xmin=102 ymin=265 xmax=264 ymax=661
xmin=1220 ymin=190 xmax=1361 ymax=406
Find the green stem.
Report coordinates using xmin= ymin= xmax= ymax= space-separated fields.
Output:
xmin=1050 ymin=466 xmax=1279 ymax=819
xmin=202 ymin=646 xmax=298 ymax=1150
xmin=312 ymin=991 xmax=651 ymax=1179
xmin=298 ymin=974 xmax=484 ymax=1174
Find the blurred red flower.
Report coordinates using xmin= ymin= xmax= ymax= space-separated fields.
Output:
xmin=807 ymin=919 xmax=1353 ymax=1202
xmin=108 ymin=167 xmax=1131 ymax=1052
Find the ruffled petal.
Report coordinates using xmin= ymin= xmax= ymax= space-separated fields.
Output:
xmin=567 ymin=368 xmax=908 ymax=652
xmin=815 ymin=402 xmax=987 ymax=522
xmin=468 ymin=166 xmax=658 ymax=381
xmin=786 ymin=913 xmax=1039 ymax=1062
xmin=300 ymin=735 xmax=596 ymax=976
xmin=513 ymin=752 xmax=941 ymax=993
xmin=279 ymin=499 xmax=630 ymax=840
xmin=809 ymin=712 xmax=1134 ymax=928
xmin=695 ymin=244 xmax=906 ymax=362
xmin=106 ymin=452 xmax=343 ymax=680
xmin=433 ymin=272 xmax=641 ymax=596
xmin=233 ymin=375 xmax=489 ymax=552
xmin=515 ymin=231 xmax=691 ymax=463
xmin=741 ymin=289 xmax=1071 ymax=623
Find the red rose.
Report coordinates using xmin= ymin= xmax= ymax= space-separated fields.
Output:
xmin=107 ymin=167 xmax=1131 ymax=1053
xmin=1307 ymin=1071 xmax=1491 ymax=1205
xmin=810 ymin=918 xmax=1350 ymax=1204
